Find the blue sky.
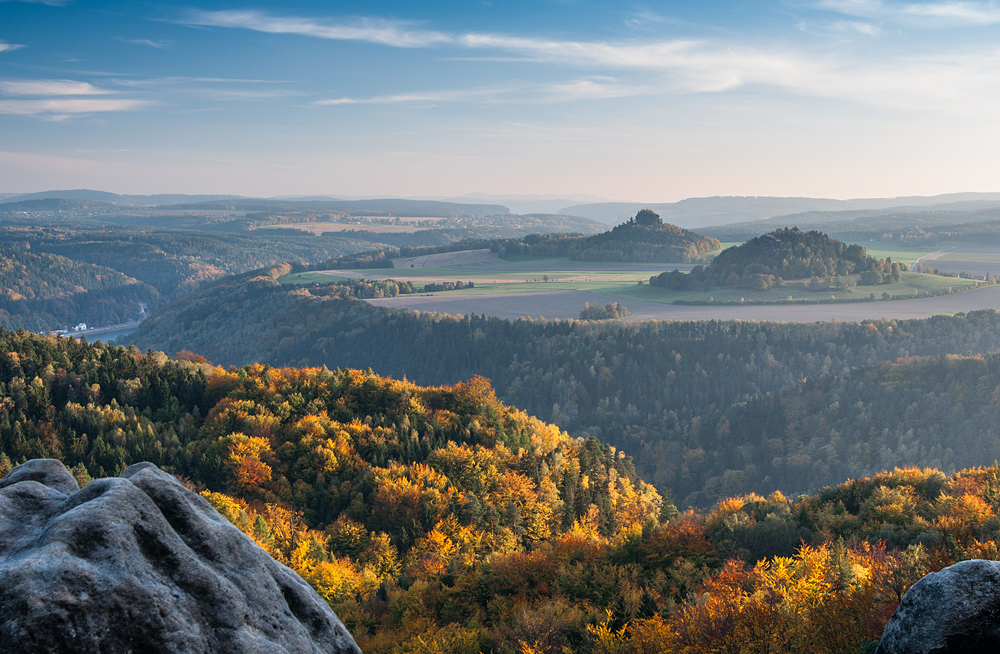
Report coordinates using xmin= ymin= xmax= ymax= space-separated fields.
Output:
xmin=3 ymin=0 xmax=1000 ymax=200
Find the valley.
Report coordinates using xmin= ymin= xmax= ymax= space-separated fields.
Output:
xmin=12 ymin=0 xmax=1000 ymax=648
xmin=9 ymin=191 xmax=1000 ymax=653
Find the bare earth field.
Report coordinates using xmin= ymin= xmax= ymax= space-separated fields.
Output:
xmin=367 ymin=285 xmax=1000 ymax=321
xmin=910 ymin=245 xmax=1000 ymax=278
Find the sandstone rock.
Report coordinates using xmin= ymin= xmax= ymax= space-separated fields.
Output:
xmin=0 ymin=459 xmax=362 ymax=654
xmin=877 ymin=558 xmax=1000 ymax=653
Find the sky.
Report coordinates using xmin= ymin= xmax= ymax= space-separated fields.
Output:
xmin=2 ymin=0 xmax=1000 ymax=201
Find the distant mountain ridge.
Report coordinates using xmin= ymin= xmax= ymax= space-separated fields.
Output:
xmin=12 ymin=189 xmax=1000 ymax=228
xmin=701 ymin=205 xmax=1000 ymax=242
xmin=2 ymin=190 xmax=509 ymax=216
xmin=0 ymin=198 xmax=119 ymax=213
xmin=274 ymin=193 xmax=612 ymax=215
xmin=560 ymin=193 xmax=1000 ymax=227
xmin=164 ymin=198 xmax=509 ymax=216
xmin=2 ymin=190 xmax=246 ymax=206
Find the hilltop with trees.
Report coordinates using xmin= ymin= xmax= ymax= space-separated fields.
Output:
xmin=652 ymin=227 xmax=902 ymax=291
xmin=493 ymin=209 xmax=720 ymax=262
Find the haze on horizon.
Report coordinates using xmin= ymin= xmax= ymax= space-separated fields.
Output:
xmin=3 ymin=0 xmax=1000 ymax=202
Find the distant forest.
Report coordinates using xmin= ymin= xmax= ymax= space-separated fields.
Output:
xmin=0 ymin=210 xmax=611 ymax=330
xmin=128 ymin=266 xmax=1000 ymax=507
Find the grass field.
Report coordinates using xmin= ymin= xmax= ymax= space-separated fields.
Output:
xmin=280 ymin=258 xmax=983 ymax=306
xmin=584 ymin=272 xmax=981 ymax=305
xmin=849 ymin=243 xmax=938 ymax=266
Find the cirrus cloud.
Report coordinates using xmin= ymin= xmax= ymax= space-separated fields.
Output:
xmin=187 ymin=7 xmax=1000 ymax=115
xmin=0 ymin=98 xmax=151 ymax=116
xmin=814 ymin=0 xmax=1000 ymax=26
xmin=0 ymin=79 xmax=110 ymax=95
xmin=184 ymin=10 xmax=450 ymax=48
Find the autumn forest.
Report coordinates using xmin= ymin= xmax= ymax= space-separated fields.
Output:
xmin=7 ymin=199 xmax=1000 ymax=652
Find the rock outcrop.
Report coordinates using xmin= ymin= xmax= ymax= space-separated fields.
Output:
xmin=0 ymin=459 xmax=362 ymax=654
xmin=877 ymin=559 xmax=1000 ymax=653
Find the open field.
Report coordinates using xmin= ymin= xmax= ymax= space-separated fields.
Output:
xmin=418 ymin=271 xmax=978 ymax=303
xmin=283 ymin=265 xmax=980 ymax=303
xmin=940 ymin=252 xmax=1000 ymax=262
xmin=366 ymin=284 xmax=1000 ymax=321
xmin=907 ymin=243 xmax=1000 ymax=278
xmin=284 ymin=245 xmax=1000 ymax=321
xmin=279 ymin=253 xmax=672 ymax=287
xmin=852 ymin=243 xmax=938 ymax=266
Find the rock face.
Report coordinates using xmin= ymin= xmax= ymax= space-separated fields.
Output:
xmin=0 ymin=459 xmax=362 ymax=654
xmin=877 ymin=559 xmax=1000 ymax=653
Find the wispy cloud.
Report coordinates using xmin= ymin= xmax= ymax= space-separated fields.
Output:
xmin=0 ymin=98 xmax=150 ymax=117
xmin=317 ymin=78 xmax=641 ymax=106
xmin=545 ymin=78 xmax=644 ymax=101
xmin=184 ymin=10 xmax=450 ymax=48
xmin=98 ymin=75 xmax=296 ymax=101
xmin=624 ymin=9 xmax=669 ymax=29
xmin=829 ymin=19 xmax=884 ymax=34
xmin=0 ymin=79 xmax=110 ymax=95
xmin=183 ymin=7 xmax=1000 ymax=115
xmin=0 ymin=79 xmax=150 ymax=118
xmin=0 ymin=41 xmax=25 ymax=52
xmin=815 ymin=0 xmax=1000 ymax=26
xmin=121 ymin=38 xmax=171 ymax=49
xmin=316 ymin=87 xmax=512 ymax=106
xmin=902 ymin=0 xmax=1000 ymax=22
xmin=178 ymin=10 xmax=806 ymax=93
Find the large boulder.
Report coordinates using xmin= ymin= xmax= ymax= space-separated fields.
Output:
xmin=877 ymin=559 xmax=1000 ymax=653
xmin=0 ymin=459 xmax=362 ymax=654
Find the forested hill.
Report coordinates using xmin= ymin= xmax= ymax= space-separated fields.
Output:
xmin=0 ymin=326 xmax=660 ymax=534
xmin=656 ymin=227 xmax=900 ymax=292
xmin=492 ymin=209 xmax=720 ymax=262
xmin=711 ymin=227 xmax=884 ymax=279
xmin=0 ymin=245 xmax=157 ymax=331
xmin=128 ymin=265 xmax=1000 ymax=506
xmin=8 ymin=225 xmax=366 ymax=300
xmin=11 ymin=328 xmax=1000 ymax=653
xmin=0 ymin=328 xmax=663 ymax=651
